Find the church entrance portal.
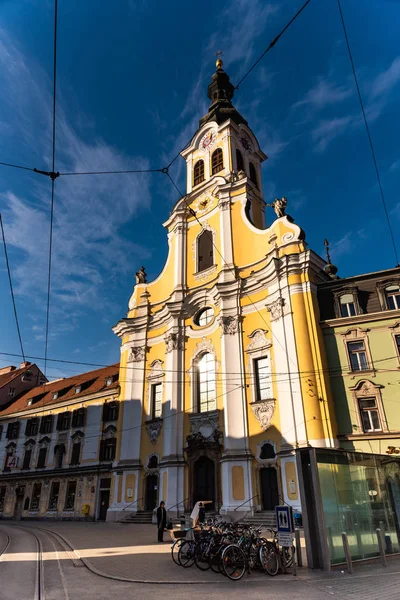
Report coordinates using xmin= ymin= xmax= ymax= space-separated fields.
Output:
xmin=260 ymin=467 xmax=279 ymax=510
xmin=145 ymin=474 xmax=158 ymax=511
xmin=193 ymin=456 xmax=215 ymax=511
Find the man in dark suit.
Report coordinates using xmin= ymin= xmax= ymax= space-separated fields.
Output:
xmin=157 ymin=500 xmax=167 ymax=542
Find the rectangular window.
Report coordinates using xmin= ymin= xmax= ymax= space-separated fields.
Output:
xmin=340 ymin=294 xmax=356 ymax=317
xmin=40 ymin=415 xmax=53 ymax=434
xmin=25 ymin=418 xmax=39 ymax=437
xmin=255 ymin=357 xmax=272 ymax=401
xmin=31 ymin=483 xmax=42 ymax=510
xmin=0 ymin=425 xmax=3 ymax=440
xmin=99 ymin=438 xmax=116 ymax=461
xmin=22 ymin=448 xmax=32 ymax=470
xmin=6 ymin=422 xmax=19 ymax=440
xmin=56 ymin=412 xmax=71 ymax=431
xmin=348 ymin=341 xmax=369 ymax=371
xmin=0 ymin=486 xmax=5 ymax=511
xmin=64 ymin=481 xmax=77 ymax=510
xmin=151 ymin=384 xmax=162 ymax=419
xmin=358 ymin=398 xmax=382 ymax=432
xmin=36 ymin=447 xmax=47 ymax=469
xmin=71 ymin=408 xmax=86 ymax=428
xmin=70 ymin=442 xmax=81 ymax=466
xmin=395 ymin=335 xmax=400 ymax=357
xmin=197 ymin=353 xmax=216 ymax=413
xmin=102 ymin=402 xmax=118 ymax=422
xmin=48 ymin=481 xmax=60 ymax=510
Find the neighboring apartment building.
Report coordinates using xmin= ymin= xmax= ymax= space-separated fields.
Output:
xmin=0 ymin=364 xmax=119 ymax=521
xmin=318 ymin=266 xmax=400 ymax=454
xmin=313 ymin=266 xmax=400 ymax=568
xmin=0 ymin=362 xmax=47 ymax=408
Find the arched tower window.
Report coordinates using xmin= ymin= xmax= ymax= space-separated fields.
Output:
xmin=197 ymin=230 xmax=213 ymax=272
xmin=236 ymin=149 xmax=244 ymax=172
xmin=193 ymin=160 xmax=205 ymax=186
xmin=249 ymin=163 xmax=258 ymax=187
xmin=197 ymin=353 xmax=216 ymax=413
xmin=211 ymin=148 xmax=223 ymax=174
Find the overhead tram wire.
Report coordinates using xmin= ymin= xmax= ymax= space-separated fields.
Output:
xmin=0 ymin=215 xmax=25 ymax=362
xmin=43 ymin=0 xmax=59 ymax=378
xmin=0 ymin=1 xmax=312 ymax=180
xmin=337 ymin=0 xmax=399 ymax=266
xmin=234 ymin=0 xmax=312 ymax=90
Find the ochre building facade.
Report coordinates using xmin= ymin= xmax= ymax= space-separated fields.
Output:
xmin=108 ymin=60 xmax=338 ymax=522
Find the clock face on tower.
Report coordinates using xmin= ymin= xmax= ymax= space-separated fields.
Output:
xmin=200 ymin=130 xmax=216 ymax=151
xmin=240 ymin=136 xmax=252 ymax=152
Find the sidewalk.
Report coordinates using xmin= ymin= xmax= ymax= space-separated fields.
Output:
xmin=14 ymin=521 xmax=400 ymax=595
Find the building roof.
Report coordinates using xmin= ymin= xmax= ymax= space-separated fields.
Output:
xmin=0 ymin=362 xmax=37 ymax=389
xmin=0 ymin=363 xmax=119 ymax=417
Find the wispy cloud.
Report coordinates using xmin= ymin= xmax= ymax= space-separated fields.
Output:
xmin=390 ymin=159 xmax=400 ymax=172
xmin=293 ymin=77 xmax=352 ymax=110
xmin=311 ymin=116 xmax=353 ymax=152
xmin=369 ymin=56 xmax=400 ymax=99
xmin=206 ymin=0 xmax=279 ymax=71
xmin=0 ymin=28 xmax=152 ymax=340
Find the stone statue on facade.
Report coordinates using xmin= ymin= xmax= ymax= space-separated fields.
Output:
xmin=267 ymin=197 xmax=287 ymax=218
xmin=135 ymin=266 xmax=147 ymax=284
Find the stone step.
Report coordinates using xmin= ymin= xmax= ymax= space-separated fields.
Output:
xmin=121 ymin=510 xmax=154 ymax=524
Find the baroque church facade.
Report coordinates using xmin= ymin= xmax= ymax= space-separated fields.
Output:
xmin=108 ymin=59 xmax=338 ymax=521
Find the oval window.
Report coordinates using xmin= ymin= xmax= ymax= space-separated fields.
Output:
xmin=195 ymin=307 xmax=214 ymax=327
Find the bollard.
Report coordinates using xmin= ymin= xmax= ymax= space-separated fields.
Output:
xmin=376 ymin=528 xmax=387 ymax=567
xmin=342 ymin=532 xmax=353 ymax=574
xmin=295 ymin=529 xmax=303 ymax=567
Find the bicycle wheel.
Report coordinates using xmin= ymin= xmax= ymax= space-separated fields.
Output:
xmin=259 ymin=543 xmax=279 ymax=576
xmin=194 ymin=542 xmax=211 ymax=571
xmin=178 ymin=540 xmax=195 ymax=568
xmin=209 ymin=544 xmax=224 ymax=573
xmin=222 ymin=545 xmax=246 ymax=581
xmin=171 ymin=538 xmax=185 ymax=566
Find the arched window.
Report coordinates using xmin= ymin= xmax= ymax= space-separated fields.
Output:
xmin=197 ymin=230 xmax=213 ymax=272
xmin=193 ymin=160 xmax=205 ymax=186
xmin=340 ymin=294 xmax=356 ymax=317
xmin=236 ymin=149 xmax=244 ymax=172
xmin=249 ymin=163 xmax=258 ymax=187
xmin=197 ymin=353 xmax=216 ymax=413
xmin=260 ymin=442 xmax=276 ymax=460
xmin=386 ymin=285 xmax=400 ymax=310
xmin=211 ymin=148 xmax=223 ymax=174
xmin=148 ymin=455 xmax=158 ymax=469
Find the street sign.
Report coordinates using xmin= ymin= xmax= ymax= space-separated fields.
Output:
xmin=275 ymin=505 xmax=293 ymax=534
xmin=278 ymin=531 xmax=294 ymax=547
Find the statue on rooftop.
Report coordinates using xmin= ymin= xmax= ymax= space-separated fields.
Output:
xmin=135 ymin=266 xmax=147 ymax=284
xmin=267 ymin=197 xmax=287 ymax=218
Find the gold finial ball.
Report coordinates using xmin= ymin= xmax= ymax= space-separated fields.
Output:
xmin=216 ymin=57 xmax=223 ymax=70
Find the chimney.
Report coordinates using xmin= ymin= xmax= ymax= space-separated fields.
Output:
xmin=0 ymin=366 xmax=16 ymax=375
xmin=20 ymin=361 xmax=32 ymax=369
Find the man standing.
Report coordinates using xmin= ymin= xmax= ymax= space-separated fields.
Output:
xmin=156 ymin=500 xmax=167 ymax=542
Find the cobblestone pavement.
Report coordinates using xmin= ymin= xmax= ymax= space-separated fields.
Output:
xmin=1 ymin=521 xmax=399 ymax=599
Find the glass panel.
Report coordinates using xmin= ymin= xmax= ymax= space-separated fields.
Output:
xmin=255 ymin=357 xmax=271 ymax=400
xmin=359 ymin=351 xmax=368 ymax=370
xmin=361 ymin=410 xmax=371 ymax=432
xmin=348 ymin=341 xmax=365 ymax=352
xmin=198 ymin=353 xmax=216 ymax=412
xmin=388 ymin=296 xmax=396 ymax=310
xmin=396 ymin=335 xmax=400 ymax=355
xmin=350 ymin=352 xmax=359 ymax=371
xmin=370 ymin=410 xmax=381 ymax=430
xmin=317 ymin=450 xmax=400 ymax=566
xmin=359 ymin=399 xmax=376 ymax=409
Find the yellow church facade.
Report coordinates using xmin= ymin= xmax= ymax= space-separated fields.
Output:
xmin=107 ymin=61 xmax=337 ymax=521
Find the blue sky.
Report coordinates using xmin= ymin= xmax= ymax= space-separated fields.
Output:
xmin=0 ymin=0 xmax=399 ymax=380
